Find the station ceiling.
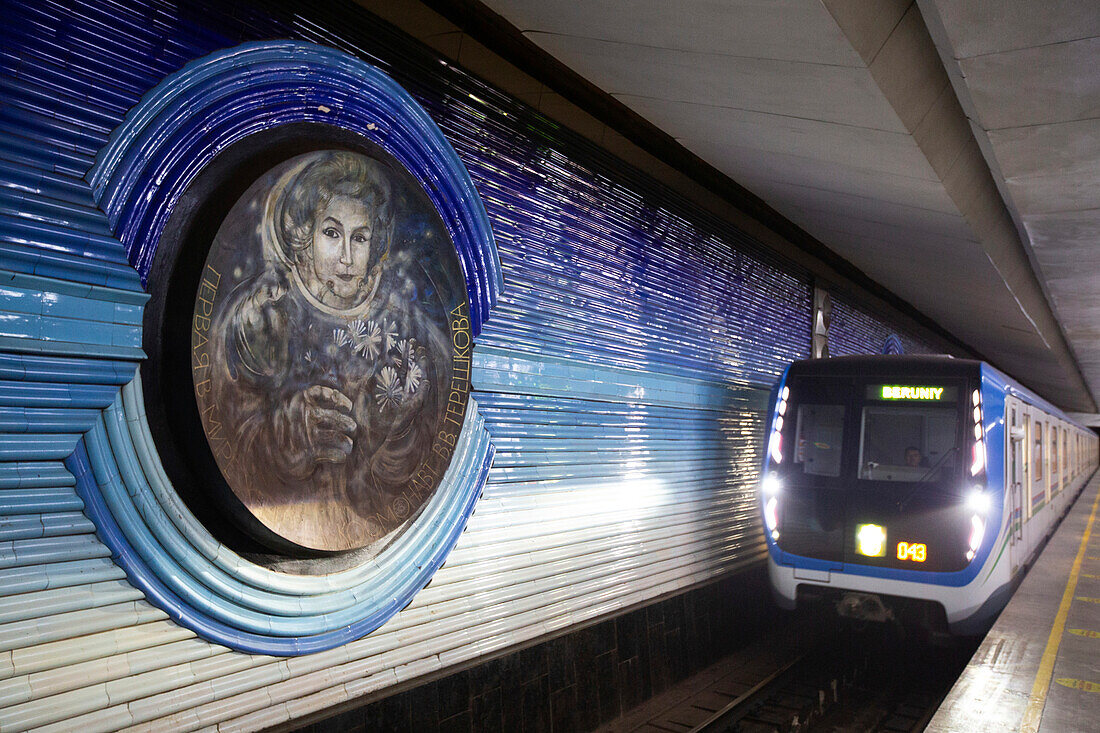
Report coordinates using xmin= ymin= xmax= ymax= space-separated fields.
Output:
xmin=466 ymin=0 xmax=1099 ymax=418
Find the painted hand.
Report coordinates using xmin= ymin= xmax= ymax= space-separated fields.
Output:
xmin=300 ymin=385 xmax=357 ymax=464
xmin=237 ymin=278 xmax=289 ymax=376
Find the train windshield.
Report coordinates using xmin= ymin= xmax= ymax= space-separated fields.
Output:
xmin=784 ymin=380 xmax=965 ymax=486
xmin=858 ymin=385 xmax=959 ymax=482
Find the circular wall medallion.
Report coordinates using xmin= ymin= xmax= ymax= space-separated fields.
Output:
xmin=78 ymin=41 xmax=502 ymax=654
xmin=192 ymin=149 xmax=470 ymax=553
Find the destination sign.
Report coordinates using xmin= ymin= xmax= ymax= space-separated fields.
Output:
xmin=869 ymin=385 xmax=957 ymax=401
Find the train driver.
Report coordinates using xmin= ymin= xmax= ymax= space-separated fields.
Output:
xmin=904 ymin=446 xmax=927 ymax=468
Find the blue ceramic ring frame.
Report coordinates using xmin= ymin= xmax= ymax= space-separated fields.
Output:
xmin=66 ymin=41 xmax=501 ymax=655
xmin=89 ymin=40 xmax=501 ymax=337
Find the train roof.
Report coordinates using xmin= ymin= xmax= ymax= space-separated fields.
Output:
xmin=783 ymin=354 xmax=1092 ymax=432
xmin=786 ymin=354 xmax=980 ymax=378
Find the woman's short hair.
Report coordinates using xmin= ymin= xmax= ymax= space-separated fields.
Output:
xmin=275 ymin=151 xmax=394 ymax=263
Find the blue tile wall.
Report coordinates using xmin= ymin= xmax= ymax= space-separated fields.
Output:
xmin=829 ymin=294 xmax=939 ymax=357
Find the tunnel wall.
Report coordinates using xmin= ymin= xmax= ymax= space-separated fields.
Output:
xmin=0 ymin=1 xmax=945 ymax=730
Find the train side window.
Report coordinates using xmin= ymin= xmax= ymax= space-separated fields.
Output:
xmin=1051 ymin=427 xmax=1060 ymax=493
xmin=1034 ymin=423 xmax=1044 ymax=486
xmin=1045 ymin=421 xmax=1051 ymax=486
xmin=794 ymin=404 xmax=845 ymax=477
xmin=1069 ymin=432 xmax=1074 ymax=479
xmin=1063 ymin=428 xmax=1069 ymax=480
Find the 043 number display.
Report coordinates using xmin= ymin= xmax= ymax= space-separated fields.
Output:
xmin=896 ymin=542 xmax=927 ymax=562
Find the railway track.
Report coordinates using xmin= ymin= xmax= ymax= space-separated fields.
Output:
xmin=600 ymin=612 xmax=981 ymax=733
xmin=689 ymin=621 xmax=980 ymax=733
xmin=690 ymin=627 xmax=855 ymax=733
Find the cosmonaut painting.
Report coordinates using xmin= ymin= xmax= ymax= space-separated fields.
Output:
xmin=190 ymin=149 xmax=472 ymax=553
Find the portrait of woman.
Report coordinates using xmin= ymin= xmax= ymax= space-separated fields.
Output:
xmin=192 ymin=149 xmax=469 ymax=553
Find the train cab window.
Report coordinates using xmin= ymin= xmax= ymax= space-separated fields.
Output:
xmin=793 ymin=404 xmax=845 ymax=477
xmin=858 ymin=405 xmax=958 ymax=481
xmin=856 ymin=384 xmax=959 ymax=482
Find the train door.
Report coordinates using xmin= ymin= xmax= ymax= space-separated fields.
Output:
xmin=1021 ymin=408 xmax=1039 ymax=558
xmin=1048 ymin=423 xmax=1057 ymax=509
xmin=1022 ymin=411 xmax=1032 ymax=513
xmin=1031 ymin=414 xmax=1049 ymax=557
xmin=1007 ymin=398 xmax=1025 ymax=574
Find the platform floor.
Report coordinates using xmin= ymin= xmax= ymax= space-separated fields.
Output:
xmin=928 ymin=471 xmax=1100 ymax=732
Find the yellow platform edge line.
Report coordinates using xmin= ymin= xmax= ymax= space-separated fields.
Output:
xmin=1020 ymin=484 xmax=1100 ymax=733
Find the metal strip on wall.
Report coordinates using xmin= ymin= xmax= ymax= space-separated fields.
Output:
xmin=829 ymin=293 xmax=941 ymax=357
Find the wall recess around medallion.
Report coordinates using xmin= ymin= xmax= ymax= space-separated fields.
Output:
xmin=79 ymin=41 xmax=500 ymax=654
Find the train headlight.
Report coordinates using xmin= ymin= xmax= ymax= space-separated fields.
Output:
xmin=764 ymin=496 xmax=779 ymax=533
xmin=971 ymin=441 xmax=986 ymax=475
xmin=769 ymin=387 xmax=788 ymax=464
xmin=856 ymin=523 xmax=887 ymax=557
xmin=970 ymin=387 xmax=986 ymax=476
xmin=967 ymin=488 xmax=991 ymax=514
xmin=769 ymin=430 xmax=783 ymax=464
xmin=966 ymin=514 xmax=985 ymax=562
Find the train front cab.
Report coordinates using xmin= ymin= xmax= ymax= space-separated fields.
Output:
xmin=762 ymin=357 xmax=1026 ymax=633
xmin=763 ymin=356 xmax=1097 ymax=634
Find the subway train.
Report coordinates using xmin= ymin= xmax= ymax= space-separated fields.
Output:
xmin=760 ymin=355 xmax=1099 ymax=634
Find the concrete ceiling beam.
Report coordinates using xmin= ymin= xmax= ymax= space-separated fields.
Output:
xmin=825 ymin=0 xmax=1096 ymax=412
